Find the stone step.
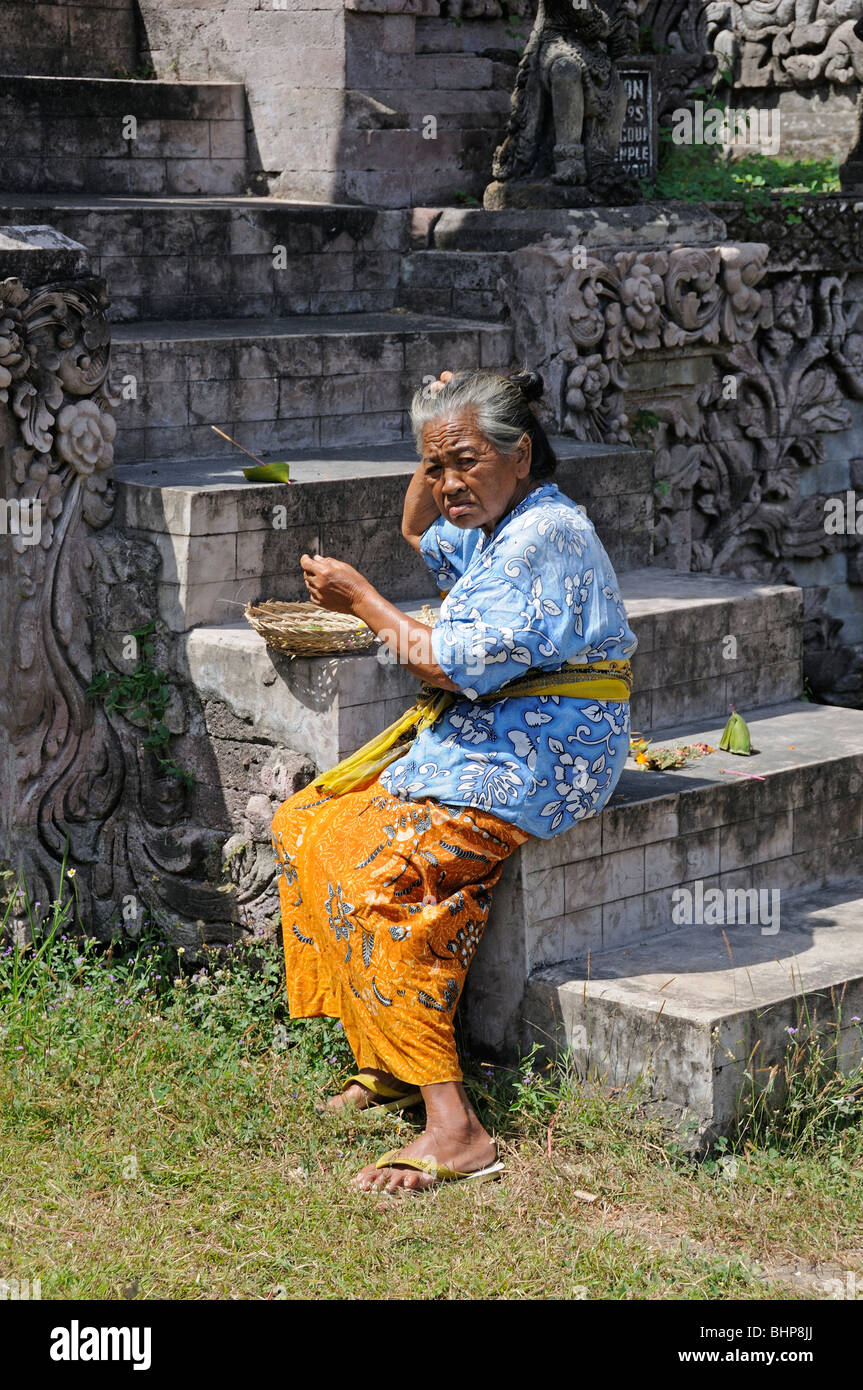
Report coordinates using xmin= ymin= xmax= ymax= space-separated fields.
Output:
xmin=2 ymin=0 xmax=138 ymax=80
xmin=0 ymin=76 xmax=247 ymax=196
xmin=399 ymin=250 xmax=509 ymax=321
xmin=463 ymin=699 xmax=863 ymax=1061
xmin=0 ymin=194 xmax=410 ymax=321
xmin=520 ymin=876 xmax=863 ymax=1143
xmin=114 ymin=440 xmax=654 ymax=625
xmin=427 ymin=202 xmax=731 ymax=253
xmin=111 ymin=312 xmax=514 ymax=462
xmin=180 ymin=575 xmax=802 ymax=795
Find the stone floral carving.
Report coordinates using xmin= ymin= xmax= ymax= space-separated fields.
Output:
xmin=1 ymin=273 xmax=118 ymax=925
xmin=651 ymin=272 xmax=863 ymax=577
xmin=650 ymin=271 xmax=863 ymax=700
xmin=705 ymin=0 xmax=863 ymax=89
xmin=502 ymin=236 xmax=771 ymax=440
xmin=1 ymin=272 xmax=236 ymax=946
xmin=55 ymin=398 xmax=116 ymax=476
xmin=501 ymin=233 xmax=863 ymax=701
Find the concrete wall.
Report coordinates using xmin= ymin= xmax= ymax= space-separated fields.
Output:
xmin=0 ymin=0 xmax=139 ymax=77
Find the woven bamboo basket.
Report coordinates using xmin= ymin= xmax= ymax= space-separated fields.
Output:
xmin=244 ymin=600 xmax=436 ymax=657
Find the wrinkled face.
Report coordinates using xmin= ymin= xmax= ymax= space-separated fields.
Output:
xmin=420 ymin=409 xmax=533 ymax=535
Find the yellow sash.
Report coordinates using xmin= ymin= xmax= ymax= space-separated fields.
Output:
xmin=313 ymin=659 xmax=632 ymax=794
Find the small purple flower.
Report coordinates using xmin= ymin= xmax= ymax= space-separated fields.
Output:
xmin=786 ymin=1026 xmax=798 ymax=1035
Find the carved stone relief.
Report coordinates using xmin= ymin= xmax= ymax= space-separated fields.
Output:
xmin=501 ymin=235 xmax=771 ymax=441
xmin=0 ymin=271 xmax=258 ymax=947
xmin=501 ymin=241 xmax=863 ymax=700
xmin=705 ymin=0 xmax=863 ymax=89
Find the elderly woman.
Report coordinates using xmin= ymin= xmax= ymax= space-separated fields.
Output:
xmin=271 ymin=368 xmax=636 ymax=1193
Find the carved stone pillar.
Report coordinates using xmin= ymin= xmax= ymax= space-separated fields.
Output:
xmin=0 ymin=229 xmax=117 ymax=935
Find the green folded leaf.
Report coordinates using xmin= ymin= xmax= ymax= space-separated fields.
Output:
xmin=242 ymin=461 xmax=292 ymax=483
xmin=719 ymin=709 xmax=752 ymax=756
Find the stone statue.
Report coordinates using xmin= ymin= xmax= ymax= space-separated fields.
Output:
xmin=484 ymin=0 xmax=641 ymax=208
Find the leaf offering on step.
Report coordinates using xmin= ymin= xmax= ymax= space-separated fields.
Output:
xmin=241 ymin=461 xmax=292 ymax=483
xmin=631 ymin=741 xmax=715 ymax=770
xmin=718 ymin=708 xmax=752 ymax=756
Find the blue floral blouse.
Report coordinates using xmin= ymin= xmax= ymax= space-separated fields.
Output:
xmin=378 ymin=482 xmax=637 ymax=839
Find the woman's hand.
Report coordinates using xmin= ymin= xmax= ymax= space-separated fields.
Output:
xmin=301 ymin=552 xmax=459 ymax=690
xmin=300 ymin=554 xmax=370 ymax=615
xmin=427 ymin=369 xmax=454 ymax=396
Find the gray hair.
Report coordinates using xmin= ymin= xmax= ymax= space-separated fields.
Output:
xmin=409 ymin=370 xmax=557 ymax=478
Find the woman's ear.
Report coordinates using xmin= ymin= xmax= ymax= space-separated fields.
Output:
xmin=516 ymin=432 xmax=532 ymax=477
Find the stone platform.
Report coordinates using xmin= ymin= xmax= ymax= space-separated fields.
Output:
xmin=524 ymin=878 xmax=863 ymax=1144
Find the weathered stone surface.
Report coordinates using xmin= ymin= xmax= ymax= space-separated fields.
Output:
xmin=463 ymin=699 xmax=863 ymax=1068
xmin=523 ymin=878 xmax=863 ymax=1147
xmin=0 ymin=78 xmax=248 ymax=197
xmin=114 ymin=437 xmax=653 ymax=626
xmin=1 ymin=0 xmax=138 ymax=78
xmin=485 ymin=0 xmax=640 ymax=208
xmin=108 ymin=312 xmax=512 ymax=462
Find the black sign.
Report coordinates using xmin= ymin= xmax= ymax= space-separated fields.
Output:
xmin=616 ymin=61 xmax=657 ymax=181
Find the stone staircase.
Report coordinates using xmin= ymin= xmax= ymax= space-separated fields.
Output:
xmin=3 ymin=52 xmax=862 ymax=1147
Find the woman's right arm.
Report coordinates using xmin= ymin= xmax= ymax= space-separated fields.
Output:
xmin=402 ymin=370 xmax=452 ymax=552
xmin=401 ymin=461 xmax=441 ymax=554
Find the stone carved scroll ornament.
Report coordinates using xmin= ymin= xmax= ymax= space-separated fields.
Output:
xmin=500 ymin=235 xmax=770 ymax=442
xmin=651 ymin=272 xmax=863 ymax=578
xmin=1 ymin=274 xmax=119 ymax=929
xmin=651 ymin=272 xmax=863 ymax=699
xmin=704 ymin=0 xmax=863 ymax=90
xmin=0 ymin=275 xmax=231 ymax=942
xmin=503 ymin=244 xmax=863 ymax=697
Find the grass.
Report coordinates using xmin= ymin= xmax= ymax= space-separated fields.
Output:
xmin=642 ymin=134 xmax=840 ymax=224
xmin=1 ymin=872 xmax=861 ymax=1301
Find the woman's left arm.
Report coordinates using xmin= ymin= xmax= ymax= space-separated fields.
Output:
xmin=300 ymin=553 xmax=461 ymax=691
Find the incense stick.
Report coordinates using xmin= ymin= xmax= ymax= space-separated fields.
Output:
xmin=211 ymin=425 xmax=267 ymax=467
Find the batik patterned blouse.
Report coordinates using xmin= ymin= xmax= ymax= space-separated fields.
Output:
xmin=378 ymin=481 xmax=637 ymax=839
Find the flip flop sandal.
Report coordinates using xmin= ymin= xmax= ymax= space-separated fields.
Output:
xmin=318 ymin=1072 xmax=424 ymax=1115
xmin=371 ymin=1148 xmax=506 ymax=1187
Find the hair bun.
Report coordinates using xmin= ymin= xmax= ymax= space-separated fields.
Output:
xmin=508 ymin=369 xmax=544 ymax=403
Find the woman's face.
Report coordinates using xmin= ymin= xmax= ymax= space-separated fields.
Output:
xmin=420 ymin=409 xmax=534 ymax=536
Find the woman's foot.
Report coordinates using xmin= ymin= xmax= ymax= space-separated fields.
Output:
xmin=352 ymin=1081 xmax=497 ymax=1192
xmin=326 ymin=1068 xmax=417 ymax=1112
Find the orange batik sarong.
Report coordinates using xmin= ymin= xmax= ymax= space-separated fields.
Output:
xmin=271 ymin=777 xmax=529 ymax=1086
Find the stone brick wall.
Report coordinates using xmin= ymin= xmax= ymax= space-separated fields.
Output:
xmin=0 ymin=77 xmax=247 ymax=196
xmin=133 ymin=0 xmax=521 ymax=204
xmin=135 ymin=0 xmax=348 ymax=200
xmin=0 ymin=0 xmax=139 ymax=77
